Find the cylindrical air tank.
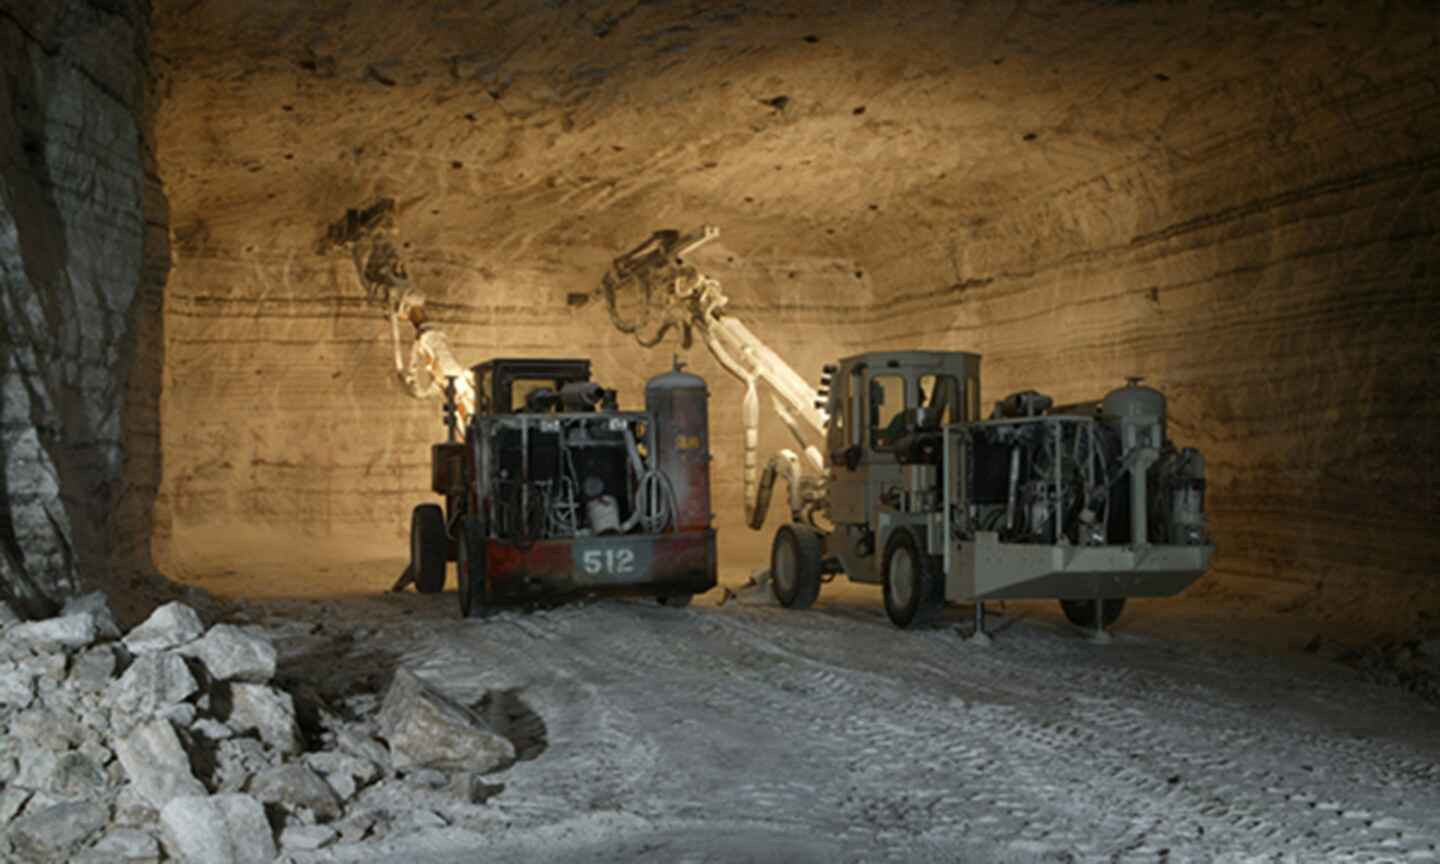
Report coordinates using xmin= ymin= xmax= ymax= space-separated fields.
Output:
xmin=1100 ymin=377 xmax=1167 ymax=451
xmin=645 ymin=363 xmax=712 ymax=532
xmin=1101 ymin=378 xmax=1167 ymax=546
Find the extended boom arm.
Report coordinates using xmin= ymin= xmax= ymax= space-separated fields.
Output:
xmin=320 ymin=198 xmax=477 ymax=425
xmin=603 ymin=225 xmax=828 ymax=529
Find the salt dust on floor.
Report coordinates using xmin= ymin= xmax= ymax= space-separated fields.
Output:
xmin=216 ymin=563 xmax=1440 ymax=863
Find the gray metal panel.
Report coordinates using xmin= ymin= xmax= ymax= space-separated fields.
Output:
xmin=946 ymin=532 xmax=1213 ymax=602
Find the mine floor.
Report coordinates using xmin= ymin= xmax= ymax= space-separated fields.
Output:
xmin=189 ymin=564 xmax=1440 ymax=863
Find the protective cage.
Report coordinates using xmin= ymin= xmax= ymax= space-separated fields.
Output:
xmin=938 ymin=415 xmax=1213 ymax=603
xmin=447 ymin=360 xmax=716 ymax=608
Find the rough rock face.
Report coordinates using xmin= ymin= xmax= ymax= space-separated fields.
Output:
xmin=113 ymin=719 xmax=206 ymax=810
xmin=1 ymin=593 xmax=538 ymax=860
xmin=6 ymin=800 xmax=108 ymax=862
xmin=226 ymin=682 xmax=303 ymax=755
xmin=180 ymin=624 xmax=276 ymax=683
xmin=248 ymin=762 xmax=341 ymax=821
xmin=122 ymin=601 xmax=204 ymax=655
xmin=379 ymin=667 xmax=516 ymax=773
xmin=158 ymin=793 xmax=276 ymax=864
xmin=147 ymin=0 xmax=1439 ymax=631
xmin=7 ymin=613 xmax=97 ymax=650
xmin=0 ymin=0 xmax=170 ymax=617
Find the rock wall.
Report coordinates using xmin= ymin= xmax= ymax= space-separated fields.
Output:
xmin=0 ymin=0 xmax=169 ymax=617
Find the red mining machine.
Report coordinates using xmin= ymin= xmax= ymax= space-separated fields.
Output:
xmin=399 ymin=357 xmax=716 ymax=617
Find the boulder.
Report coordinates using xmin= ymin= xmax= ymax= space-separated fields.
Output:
xmin=10 ymin=706 xmax=82 ymax=750
xmin=304 ymin=751 xmax=379 ymax=802
xmin=334 ymin=809 xmax=388 ymax=845
xmin=334 ymin=726 xmax=392 ymax=773
xmin=113 ymin=786 xmax=157 ymax=827
xmin=280 ymin=824 xmax=337 ymax=850
xmin=76 ymin=704 xmax=113 ymax=736
xmin=159 ymin=794 xmax=277 ymax=864
xmin=50 ymin=751 xmax=107 ymax=799
xmin=77 ymin=740 xmax=113 ymax=769
xmin=0 ymin=788 xmax=31 ymax=826
xmin=0 ymin=638 xmax=28 ymax=664
xmin=67 ymin=645 xmax=120 ymax=692
xmin=19 ymin=651 xmax=67 ymax=690
xmin=379 ymin=668 xmax=515 ymax=772
xmin=90 ymin=827 xmax=160 ymax=860
xmin=248 ymin=763 xmax=341 ymax=821
xmin=319 ymin=770 xmax=357 ymax=803
xmin=192 ymin=717 xmax=234 ymax=741
xmin=15 ymin=749 xmax=60 ymax=789
xmin=0 ymin=662 xmax=35 ymax=708
xmin=123 ymin=603 xmax=204 ymax=655
xmin=228 ymin=683 xmax=302 ymax=754
xmin=161 ymin=702 xmax=199 ymax=727
xmin=5 ymin=800 xmax=107 ymax=862
xmin=114 ymin=719 xmax=206 ymax=809
xmin=210 ymin=737 xmax=273 ymax=794
xmin=6 ymin=613 xmax=96 ymax=650
xmin=182 ymin=625 xmax=276 ymax=683
xmin=108 ymin=653 xmax=199 ymax=718
xmin=60 ymin=593 xmax=120 ymax=640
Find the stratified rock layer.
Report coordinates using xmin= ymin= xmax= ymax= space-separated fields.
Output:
xmin=0 ymin=1 xmax=169 ymax=616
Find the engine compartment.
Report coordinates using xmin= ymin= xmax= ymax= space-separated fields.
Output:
xmin=480 ymin=413 xmax=669 ymax=542
xmin=957 ymin=380 xmax=1209 ymax=550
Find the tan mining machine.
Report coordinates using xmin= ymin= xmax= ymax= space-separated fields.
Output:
xmin=602 ymin=226 xmax=1214 ymax=636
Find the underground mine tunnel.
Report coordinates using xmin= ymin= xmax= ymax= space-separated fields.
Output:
xmin=1 ymin=1 xmax=1438 ymax=861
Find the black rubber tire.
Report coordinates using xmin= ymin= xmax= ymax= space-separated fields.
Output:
xmin=456 ymin=514 xmax=487 ymax=618
xmin=410 ymin=504 xmax=448 ymax=595
xmin=770 ymin=523 xmax=823 ymax=609
xmin=1060 ymin=597 xmax=1127 ymax=630
xmin=882 ymin=528 xmax=944 ymax=629
xmin=657 ymin=593 xmax=693 ymax=608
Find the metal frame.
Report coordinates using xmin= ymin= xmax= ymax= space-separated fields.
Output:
xmin=939 ymin=414 xmax=1212 ymax=603
xmin=469 ymin=411 xmax=655 ymax=541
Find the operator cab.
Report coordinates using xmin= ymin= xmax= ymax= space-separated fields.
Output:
xmin=825 ymin=352 xmax=982 ymax=457
xmin=824 ymin=351 xmax=981 ymax=524
xmin=471 ymin=358 xmax=617 ymax=415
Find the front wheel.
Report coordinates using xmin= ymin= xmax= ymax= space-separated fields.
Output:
xmin=883 ymin=528 xmax=943 ymax=629
xmin=411 ymin=504 xmax=448 ymax=594
xmin=1059 ymin=597 xmax=1126 ymax=630
xmin=457 ymin=514 xmax=487 ymax=618
xmin=771 ymin=523 xmax=823 ymax=609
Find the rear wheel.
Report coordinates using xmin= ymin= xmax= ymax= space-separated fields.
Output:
xmin=456 ymin=514 xmax=487 ymax=618
xmin=883 ymin=528 xmax=943 ymax=628
xmin=1059 ymin=597 xmax=1127 ymax=630
xmin=771 ymin=523 xmax=823 ymax=609
xmin=410 ymin=504 xmax=448 ymax=595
